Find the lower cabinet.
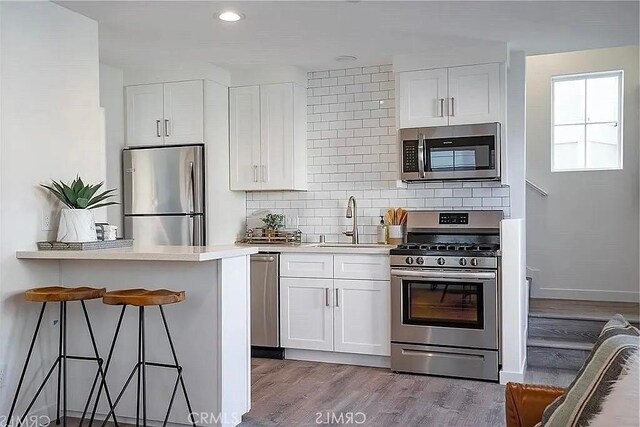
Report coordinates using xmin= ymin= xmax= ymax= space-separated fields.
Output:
xmin=280 ymin=277 xmax=333 ymax=351
xmin=334 ymin=279 xmax=390 ymax=356
xmin=279 ymin=254 xmax=391 ymax=357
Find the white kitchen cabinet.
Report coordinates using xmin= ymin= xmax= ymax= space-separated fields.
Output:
xmin=279 ymin=254 xmax=391 ymax=357
xmin=125 ymin=80 xmax=204 ymax=146
xmin=334 ymin=279 xmax=390 ymax=356
xmin=229 ymin=83 xmax=307 ymax=191
xmin=447 ymin=64 xmax=501 ymax=125
xmin=334 ymin=254 xmax=390 ymax=281
xmin=163 ymin=80 xmax=204 ymax=145
xmin=125 ymin=84 xmax=164 ymax=146
xmin=397 ymin=63 xmax=503 ymax=128
xmin=398 ymin=69 xmax=448 ymax=128
xmin=229 ymin=86 xmax=261 ymax=191
xmin=280 ymin=277 xmax=333 ymax=351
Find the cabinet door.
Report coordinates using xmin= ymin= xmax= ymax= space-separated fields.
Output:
xmin=260 ymin=83 xmax=294 ymax=190
xmin=334 ymin=279 xmax=390 ymax=356
xmin=229 ymin=86 xmax=261 ymax=190
xmin=398 ymin=69 xmax=448 ymax=128
xmin=280 ymin=277 xmax=333 ymax=351
xmin=447 ymin=63 xmax=501 ymax=125
xmin=125 ymin=84 xmax=164 ymax=146
xmin=163 ymin=80 xmax=204 ymax=145
xmin=280 ymin=253 xmax=333 ymax=279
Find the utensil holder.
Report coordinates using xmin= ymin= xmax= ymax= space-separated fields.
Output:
xmin=388 ymin=225 xmax=405 ymax=245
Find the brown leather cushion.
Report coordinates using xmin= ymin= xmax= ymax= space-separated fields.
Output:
xmin=506 ymin=383 xmax=565 ymax=427
xmin=102 ymin=289 xmax=185 ymax=306
xmin=25 ymin=286 xmax=106 ymax=302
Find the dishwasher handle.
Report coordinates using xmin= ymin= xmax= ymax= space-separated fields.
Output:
xmin=252 ymin=255 xmax=276 ymax=262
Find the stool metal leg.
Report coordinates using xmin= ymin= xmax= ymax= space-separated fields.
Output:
xmin=79 ymin=300 xmax=119 ymax=427
xmin=56 ymin=302 xmax=63 ymax=425
xmin=141 ymin=306 xmax=147 ymax=427
xmin=6 ymin=302 xmax=47 ymax=425
xmin=159 ymin=306 xmax=196 ymax=427
xmin=89 ymin=305 xmax=126 ymax=426
xmin=62 ymin=301 xmax=67 ymax=427
xmin=136 ymin=307 xmax=142 ymax=427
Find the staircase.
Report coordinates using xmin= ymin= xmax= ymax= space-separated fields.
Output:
xmin=527 ymin=298 xmax=640 ymax=371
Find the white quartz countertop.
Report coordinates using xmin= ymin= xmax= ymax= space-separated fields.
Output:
xmin=16 ymin=244 xmax=259 ymax=262
xmin=235 ymin=243 xmax=395 ymax=255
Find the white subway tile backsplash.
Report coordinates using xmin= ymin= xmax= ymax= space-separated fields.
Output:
xmin=246 ymin=64 xmax=510 ymax=243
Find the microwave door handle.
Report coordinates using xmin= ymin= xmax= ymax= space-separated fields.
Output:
xmin=418 ymin=134 xmax=425 ymax=178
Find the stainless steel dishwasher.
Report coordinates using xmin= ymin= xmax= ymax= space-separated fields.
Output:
xmin=250 ymin=253 xmax=284 ymax=359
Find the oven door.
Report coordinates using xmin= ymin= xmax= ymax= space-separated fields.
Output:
xmin=391 ymin=268 xmax=498 ymax=350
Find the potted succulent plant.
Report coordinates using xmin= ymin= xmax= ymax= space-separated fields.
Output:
xmin=261 ymin=213 xmax=285 ymax=238
xmin=41 ymin=177 xmax=118 ymax=243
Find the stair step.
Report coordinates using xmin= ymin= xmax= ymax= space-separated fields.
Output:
xmin=529 ymin=298 xmax=640 ymax=323
xmin=528 ymin=338 xmax=593 ymax=351
xmin=528 ymin=316 xmax=604 ymax=343
xmin=527 ymin=339 xmax=591 ymax=370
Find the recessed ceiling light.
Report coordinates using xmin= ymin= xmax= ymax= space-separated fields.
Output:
xmin=335 ymin=55 xmax=357 ymax=63
xmin=218 ymin=11 xmax=245 ymax=22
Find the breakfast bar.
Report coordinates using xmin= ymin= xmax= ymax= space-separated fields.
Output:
xmin=16 ymin=245 xmax=258 ymax=427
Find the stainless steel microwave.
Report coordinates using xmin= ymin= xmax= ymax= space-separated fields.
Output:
xmin=399 ymin=123 xmax=501 ymax=182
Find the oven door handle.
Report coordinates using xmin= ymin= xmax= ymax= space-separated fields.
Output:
xmin=391 ymin=269 xmax=496 ymax=281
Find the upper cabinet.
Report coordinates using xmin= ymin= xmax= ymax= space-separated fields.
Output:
xmin=125 ymin=80 xmax=204 ymax=146
xmin=230 ymin=83 xmax=307 ymax=191
xmin=398 ymin=63 xmax=502 ymax=128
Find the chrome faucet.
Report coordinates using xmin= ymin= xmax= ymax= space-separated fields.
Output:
xmin=343 ymin=196 xmax=359 ymax=244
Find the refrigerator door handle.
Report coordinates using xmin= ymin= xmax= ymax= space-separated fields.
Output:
xmin=189 ymin=161 xmax=195 ymax=214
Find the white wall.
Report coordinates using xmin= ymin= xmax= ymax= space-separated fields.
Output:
xmin=526 ymin=46 xmax=640 ymax=302
xmin=99 ymin=63 xmax=125 ymax=230
xmin=0 ymin=1 xmax=103 ymax=415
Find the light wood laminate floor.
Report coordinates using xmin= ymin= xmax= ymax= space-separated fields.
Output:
xmin=242 ymin=358 xmax=506 ymax=426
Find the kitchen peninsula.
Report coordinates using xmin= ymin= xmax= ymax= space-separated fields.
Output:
xmin=16 ymin=245 xmax=258 ymax=427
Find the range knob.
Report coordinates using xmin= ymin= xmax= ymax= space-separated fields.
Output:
xmin=470 ymin=258 xmax=479 ymax=267
xmin=459 ymin=258 xmax=467 ymax=266
xmin=405 ymin=257 xmax=414 ymax=265
xmin=416 ymin=257 xmax=425 ymax=265
xmin=436 ymin=257 xmax=446 ymax=266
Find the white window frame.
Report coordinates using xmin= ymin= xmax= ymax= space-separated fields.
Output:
xmin=551 ymin=70 xmax=624 ymax=172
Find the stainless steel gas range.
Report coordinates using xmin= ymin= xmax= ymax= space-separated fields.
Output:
xmin=390 ymin=210 xmax=502 ymax=381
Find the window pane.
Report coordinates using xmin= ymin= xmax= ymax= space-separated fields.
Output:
xmin=553 ymin=125 xmax=584 ymax=170
xmin=586 ymin=75 xmax=619 ymax=123
xmin=586 ymin=123 xmax=620 ymax=169
xmin=554 ymin=79 xmax=585 ymax=125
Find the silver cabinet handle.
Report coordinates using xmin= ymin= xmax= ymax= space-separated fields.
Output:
xmin=253 ymin=165 xmax=258 ymax=182
xmin=164 ymin=119 xmax=170 ymax=137
xmin=156 ymin=120 xmax=161 ymax=137
xmin=335 ymin=288 xmax=339 ymax=307
xmin=325 ymin=288 xmax=330 ymax=307
xmin=450 ymin=97 xmax=455 ymax=117
xmin=439 ymin=98 xmax=445 ymax=117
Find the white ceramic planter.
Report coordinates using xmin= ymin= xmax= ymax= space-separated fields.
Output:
xmin=57 ymin=208 xmax=97 ymax=242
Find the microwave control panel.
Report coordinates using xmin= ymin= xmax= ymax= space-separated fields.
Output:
xmin=402 ymin=140 xmax=420 ymax=173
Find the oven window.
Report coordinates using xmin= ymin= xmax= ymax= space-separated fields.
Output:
xmin=402 ymin=281 xmax=484 ymax=329
xmin=426 ymin=136 xmax=495 ymax=172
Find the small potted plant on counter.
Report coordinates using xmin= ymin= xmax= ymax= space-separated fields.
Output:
xmin=261 ymin=213 xmax=285 ymax=238
xmin=41 ymin=177 xmax=118 ymax=243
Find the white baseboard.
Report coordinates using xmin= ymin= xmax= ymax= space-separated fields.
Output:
xmin=534 ymin=287 xmax=640 ymax=303
xmin=500 ymin=356 xmax=526 ymax=385
xmin=285 ymin=349 xmax=390 ymax=369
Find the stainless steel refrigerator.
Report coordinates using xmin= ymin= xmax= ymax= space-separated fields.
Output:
xmin=123 ymin=144 xmax=205 ymax=246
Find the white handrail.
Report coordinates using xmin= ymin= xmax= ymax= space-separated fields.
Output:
xmin=526 ymin=179 xmax=548 ymax=196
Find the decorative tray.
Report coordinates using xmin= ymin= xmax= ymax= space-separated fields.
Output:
xmin=237 ymin=229 xmax=302 ymax=245
xmin=37 ymin=239 xmax=134 ymax=251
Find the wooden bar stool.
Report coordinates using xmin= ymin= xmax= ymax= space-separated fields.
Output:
xmin=97 ymin=289 xmax=196 ymax=427
xmin=7 ymin=286 xmax=119 ymax=427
